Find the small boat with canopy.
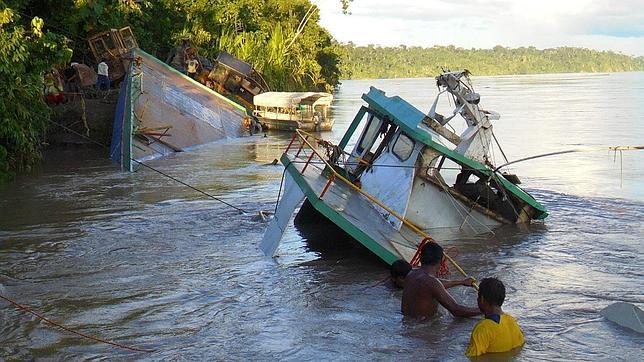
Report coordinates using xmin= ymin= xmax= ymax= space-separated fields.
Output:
xmin=253 ymin=92 xmax=333 ymax=131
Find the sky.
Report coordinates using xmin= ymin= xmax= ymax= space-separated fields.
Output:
xmin=310 ymin=0 xmax=644 ymax=56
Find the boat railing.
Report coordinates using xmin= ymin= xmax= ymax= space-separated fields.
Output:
xmin=285 ymin=129 xmax=474 ymax=282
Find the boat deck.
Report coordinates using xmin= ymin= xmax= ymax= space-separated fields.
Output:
xmin=284 ymin=152 xmax=425 ymax=264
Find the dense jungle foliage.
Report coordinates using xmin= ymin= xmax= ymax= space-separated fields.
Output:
xmin=8 ymin=0 xmax=343 ymax=91
xmin=0 ymin=7 xmax=71 ymax=182
xmin=341 ymin=44 xmax=644 ymax=79
xmin=0 ymin=0 xmax=343 ymax=182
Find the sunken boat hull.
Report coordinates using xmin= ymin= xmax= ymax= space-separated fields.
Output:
xmin=110 ymin=49 xmax=249 ymax=171
xmin=261 ymin=75 xmax=548 ymax=266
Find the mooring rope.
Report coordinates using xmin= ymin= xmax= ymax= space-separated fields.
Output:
xmin=0 ymin=294 xmax=154 ymax=353
xmin=7 ymin=116 xmax=252 ymax=352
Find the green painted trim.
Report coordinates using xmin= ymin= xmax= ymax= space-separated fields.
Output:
xmin=338 ymin=106 xmax=367 ymax=151
xmin=281 ymin=154 xmax=399 ymax=265
xmin=362 ymin=88 xmax=429 ymax=143
xmin=133 ymin=48 xmax=248 ymax=114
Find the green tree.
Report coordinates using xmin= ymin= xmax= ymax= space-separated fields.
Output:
xmin=0 ymin=7 xmax=71 ymax=182
xmin=8 ymin=0 xmax=342 ymax=90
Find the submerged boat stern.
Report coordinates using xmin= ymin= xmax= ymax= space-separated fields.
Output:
xmin=110 ymin=49 xmax=250 ymax=171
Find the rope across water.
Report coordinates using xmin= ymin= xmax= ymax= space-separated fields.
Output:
xmin=0 ymin=294 xmax=154 ymax=353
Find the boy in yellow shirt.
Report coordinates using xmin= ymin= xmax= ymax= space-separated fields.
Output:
xmin=465 ymin=278 xmax=525 ymax=357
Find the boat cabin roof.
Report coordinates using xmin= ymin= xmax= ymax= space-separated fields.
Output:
xmin=215 ymin=52 xmax=254 ymax=76
xmin=254 ymin=92 xmax=333 ymax=108
xmin=361 ymin=87 xmax=548 ymax=217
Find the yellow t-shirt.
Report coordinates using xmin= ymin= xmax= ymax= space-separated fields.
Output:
xmin=465 ymin=313 xmax=525 ymax=357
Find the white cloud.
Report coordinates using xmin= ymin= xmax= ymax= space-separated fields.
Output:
xmin=311 ymin=0 xmax=644 ymax=56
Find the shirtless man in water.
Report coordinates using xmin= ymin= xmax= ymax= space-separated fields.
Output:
xmin=402 ymin=243 xmax=481 ymax=319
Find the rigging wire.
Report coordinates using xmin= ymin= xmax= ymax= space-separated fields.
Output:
xmin=288 ymin=145 xmax=643 ymax=176
xmin=44 ymin=116 xmax=249 ymax=214
xmin=274 ymin=164 xmax=288 ymax=214
xmin=493 ymin=146 xmax=644 ymax=173
xmin=491 ymin=130 xmax=509 ymax=164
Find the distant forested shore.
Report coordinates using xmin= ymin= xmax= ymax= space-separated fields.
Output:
xmin=340 ymin=44 xmax=644 ymax=79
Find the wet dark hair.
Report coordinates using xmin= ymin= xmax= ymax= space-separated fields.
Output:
xmin=479 ymin=277 xmax=506 ymax=307
xmin=390 ymin=259 xmax=412 ymax=279
xmin=420 ymin=242 xmax=443 ymax=266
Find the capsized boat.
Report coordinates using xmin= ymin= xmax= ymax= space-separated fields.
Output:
xmin=261 ymin=70 xmax=548 ymax=264
xmin=109 ymin=49 xmax=250 ymax=171
xmin=253 ymin=92 xmax=333 ymax=131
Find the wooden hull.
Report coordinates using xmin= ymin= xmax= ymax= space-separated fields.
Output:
xmin=110 ymin=49 xmax=249 ymax=171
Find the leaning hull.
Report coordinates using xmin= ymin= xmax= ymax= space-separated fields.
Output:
xmin=264 ymin=80 xmax=549 ymax=262
xmin=259 ymin=118 xmax=334 ymax=132
xmin=281 ymin=153 xmax=421 ymax=265
xmin=281 ymin=148 xmax=520 ymax=265
xmin=110 ymin=49 xmax=248 ymax=171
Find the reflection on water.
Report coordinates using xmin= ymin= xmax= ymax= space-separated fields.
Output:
xmin=1 ymin=72 xmax=643 ymax=360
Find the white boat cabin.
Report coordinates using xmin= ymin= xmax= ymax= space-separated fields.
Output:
xmin=261 ymin=74 xmax=548 ymax=261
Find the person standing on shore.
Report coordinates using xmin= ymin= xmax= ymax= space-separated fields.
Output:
xmin=96 ymin=59 xmax=110 ymax=90
xmin=186 ymin=55 xmax=199 ymax=78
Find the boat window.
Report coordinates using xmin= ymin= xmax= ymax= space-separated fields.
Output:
xmin=91 ymin=39 xmax=109 ymax=58
xmin=119 ymin=28 xmax=137 ymax=50
xmin=103 ymin=33 xmax=117 ymax=51
xmin=356 ymin=114 xmax=382 ymax=154
xmin=392 ymin=132 xmax=415 ymax=161
xmin=210 ymin=66 xmax=228 ymax=84
xmin=224 ymin=73 xmax=242 ymax=92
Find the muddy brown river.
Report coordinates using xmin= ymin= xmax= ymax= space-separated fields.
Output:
xmin=1 ymin=72 xmax=643 ymax=360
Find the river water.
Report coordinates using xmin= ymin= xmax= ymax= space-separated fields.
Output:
xmin=1 ymin=72 xmax=643 ymax=360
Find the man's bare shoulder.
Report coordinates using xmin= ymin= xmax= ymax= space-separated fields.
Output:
xmin=406 ymin=269 xmax=442 ymax=289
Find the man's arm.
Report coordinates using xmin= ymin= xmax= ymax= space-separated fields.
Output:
xmin=440 ymin=277 xmax=475 ymax=289
xmin=428 ymin=278 xmax=481 ymax=317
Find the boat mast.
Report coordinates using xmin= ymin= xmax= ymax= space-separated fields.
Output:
xmin=430 ymin=71 xmax=498 ymax=165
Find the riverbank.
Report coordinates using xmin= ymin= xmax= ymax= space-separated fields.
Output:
xmin=46 ymin=91 xmax=118 ymax=147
